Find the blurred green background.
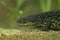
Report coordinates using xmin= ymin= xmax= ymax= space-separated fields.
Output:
xmin=0 ymin=0 xmax=60 ymax=30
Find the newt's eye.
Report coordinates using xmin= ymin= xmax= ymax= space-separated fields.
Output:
xmin=23 ymin=19 xmax=25 ymax=20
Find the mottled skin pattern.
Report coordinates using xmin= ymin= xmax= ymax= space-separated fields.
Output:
xmin=17 ymin=10 xmax=60 ymax=31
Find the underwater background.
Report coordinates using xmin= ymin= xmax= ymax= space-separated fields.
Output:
xmin=0 ymin=0 xmax=60 ymax=40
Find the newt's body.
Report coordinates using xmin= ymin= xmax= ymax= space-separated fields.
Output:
xmin=17 ymin=10 xmax=60 ymax=31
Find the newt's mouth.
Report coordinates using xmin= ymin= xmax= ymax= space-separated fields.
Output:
xmin=17 ymin=22 xmax=34 ymax=26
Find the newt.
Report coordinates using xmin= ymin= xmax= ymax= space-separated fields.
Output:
xmin=17 ymin=10 xmax=60 ymax=31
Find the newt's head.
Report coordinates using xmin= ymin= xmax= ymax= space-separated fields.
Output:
xmin=17 ymin=15 xmax=37 ymax=26
xmin=17 ymin=14 xmax=40 ymax=26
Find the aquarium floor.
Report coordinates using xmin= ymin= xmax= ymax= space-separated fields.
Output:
xmin=0 ymin=28 xmax=60 ymax=40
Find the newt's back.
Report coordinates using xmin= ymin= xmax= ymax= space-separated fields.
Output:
xmin=17 ymin=10 xmax=60 ymax=31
